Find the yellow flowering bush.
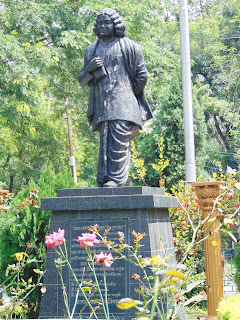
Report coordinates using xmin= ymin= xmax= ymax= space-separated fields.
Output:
xmin=217 ymin=295 xmax=240 ymax=320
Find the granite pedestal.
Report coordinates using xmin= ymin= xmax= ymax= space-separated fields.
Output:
xmin=39 ymin=187 xmax=185 ymax=319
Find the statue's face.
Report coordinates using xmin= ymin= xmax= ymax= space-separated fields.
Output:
xmin=97 ymin=14 xmax=114 ymax=38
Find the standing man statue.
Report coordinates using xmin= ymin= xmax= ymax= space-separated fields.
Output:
xmin=78 ymin=8 xmax=152 ymax=187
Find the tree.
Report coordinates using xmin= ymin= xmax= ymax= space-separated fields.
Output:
xmin=133 ymin=73 xmax=207 ymax=188
xmin=190 ymin=0 xmax=240 ymax=171
xmin=0 ymin=0 xmax=239 ymax=191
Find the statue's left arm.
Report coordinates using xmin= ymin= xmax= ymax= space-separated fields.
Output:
xmin=132 ymin=45 xmax=148 ymax=96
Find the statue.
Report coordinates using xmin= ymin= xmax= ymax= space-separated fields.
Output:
xmin=78 ymin=8 xmax=152 ymax=187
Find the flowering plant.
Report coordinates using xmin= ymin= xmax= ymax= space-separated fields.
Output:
xmin=0 ymin=251 xmax=44 ymax=319
xmin=168 ymin=166 xmax=240 ymax=306
xmin=45 ymin=229 xmax=116 ymax=320
xmin=170 ymin=167 xmax=240 ymax=263
xmin=43 ymin=167 xmax=240 ymax=319
xmin=0 ymin=189 xmax=44 ymax=319
xmin=45 ymin=228 xmax=65 ymax=247
xmin=45 ymin=226 xmax=194 ymax=320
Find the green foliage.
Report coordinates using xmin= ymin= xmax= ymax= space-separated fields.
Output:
xmin=0 ymin=252 xmax=43 ymax=319
xmin=0 ymin=164 xmax=76 ymax=317
xmin=150 ymin=137 xmax=170 ymax=180
xmin=169 ymin=169 xmax=240 ymax=303
xmin=217 ymin=294 xmax=240 ymax=320
xmin=1 ymin=0 xmax=240 ymax=190
xmin=0 ymin=0 xmax=99 ymax=192
xmin=169 ymin=182 xmax=206 ymax=300
xmin=134 ymin=74 xmax=207 ymax=189
xmin=234 ymin=244 xmax=240 ymax=292
xmin=190 ymin=0 xmax=240 ymax=171
xmin=130 ymin=141 xmax=147 ymax=186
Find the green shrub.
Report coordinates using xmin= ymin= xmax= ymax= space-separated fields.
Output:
xmin=217 ymin=294 xmax=240 ymax=320
xmin=234 ymin=244 xmax=240 ymax=292
xmin=0 ymin=164 xmax=77 ymax=317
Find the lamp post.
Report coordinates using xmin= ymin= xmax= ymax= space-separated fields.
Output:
xmin=179 ymin=0 xmax=196 ymax=182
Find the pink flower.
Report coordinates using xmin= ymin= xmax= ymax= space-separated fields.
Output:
xmin=118 ymin=231 xmax=125 ymax=238
xmin=227 ymin=166 xmax=237 ymax=174
xmin=95 ymin=252 xmax=113 ymax=268
xmin=45 ymin=228 xmax=65 ymax=247
xmin=77 ymin=233 xmax=100 ymax=248
xmin=118 ymin=231 xmax=125 ymax=243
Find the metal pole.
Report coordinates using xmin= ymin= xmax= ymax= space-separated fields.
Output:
xmin=179 ymin=0 xmax=196 ymax=182
xmin=66 ymin=106 xmax=77 ymax=185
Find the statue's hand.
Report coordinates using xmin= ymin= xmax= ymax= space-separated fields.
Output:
xmin=87 ymin=57 xmax=104 ymax=72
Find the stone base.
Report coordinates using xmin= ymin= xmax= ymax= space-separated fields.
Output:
xmin=39 ymin=187 xmax=185 ymax=320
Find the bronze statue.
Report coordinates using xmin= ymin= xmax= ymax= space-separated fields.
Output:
xmin=78 ymin=8 xmax=152 ymax=187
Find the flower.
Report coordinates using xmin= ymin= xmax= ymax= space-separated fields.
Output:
xmin=131 ymin=230 xmax=147 ymax=242
xmin=29 ymin=189 xmax=39 ymax=199
xmin=131 ymin=273 xmax=140 ymax=280
xmin=95 ymin=252 xmax=113 ymax=268
xmin=45 ymin=228 xmax=65 ymax=247
xmin=118 ymin=231 xmax=125 ymax=238
xmin=117 ymin=298 xmax=142 ymax=309
xmin=159 ymin=179 xmax=165 ymax=187
xmin=77 ymin=232 xmax=100 ymax=248
xmin=174 ymin=293 xmax=183 ymax=304
xmin=227 ymin=166 xmax=237 ymax=174
xmin=118 ymin=231 xmax=125 ymax=243
xmin=21 ymin=202 xmax=27 ymax=209
xmin=27 ymin=198 xmax=37 ymax=206
xmin=224 ymin=218 xmax=234 ymax=228
xmin=155 ymin=270 xmax=167 ymax=276
xmin=167 ymin=264 xmax=187 ymax=271
xmin=87 ymin=224 xmax=100 ymax=233
xmin=181 ymin=220 xmax=187 ymax=226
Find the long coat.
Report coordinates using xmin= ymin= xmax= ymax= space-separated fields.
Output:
xmin=78 ymin=37 xmax=153 ymax=131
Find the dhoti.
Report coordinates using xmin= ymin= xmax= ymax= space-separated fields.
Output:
xmin=97 ymin=120 xmax=133 ymax=187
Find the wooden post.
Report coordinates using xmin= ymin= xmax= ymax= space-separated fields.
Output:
xmin=192 ymin=181 xmax=224 ymax=320
xmin=0 ymin=190 xmax=9 ymax=205
xmin=0 ymin=190 xmax=9 ymax=306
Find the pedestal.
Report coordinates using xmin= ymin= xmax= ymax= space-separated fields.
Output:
xmin=39 ymin=187 xmax=185 ymax=319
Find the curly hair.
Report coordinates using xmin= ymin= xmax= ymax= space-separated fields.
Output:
xmin=93 ymin=8 xmax=126 ymax=38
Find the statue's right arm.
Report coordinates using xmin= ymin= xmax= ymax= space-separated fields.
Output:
xmin=78 ymin=55 xmax=104 ymax=88
xmin=78 ymin=53 xmax=94 ymax=88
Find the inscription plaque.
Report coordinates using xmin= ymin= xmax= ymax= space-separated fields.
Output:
xmin=68 ymin=219 xmax=129 ymax=316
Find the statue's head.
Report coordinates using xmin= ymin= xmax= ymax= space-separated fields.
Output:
xmin=93 ymin=8 xmax=126 ymax=38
